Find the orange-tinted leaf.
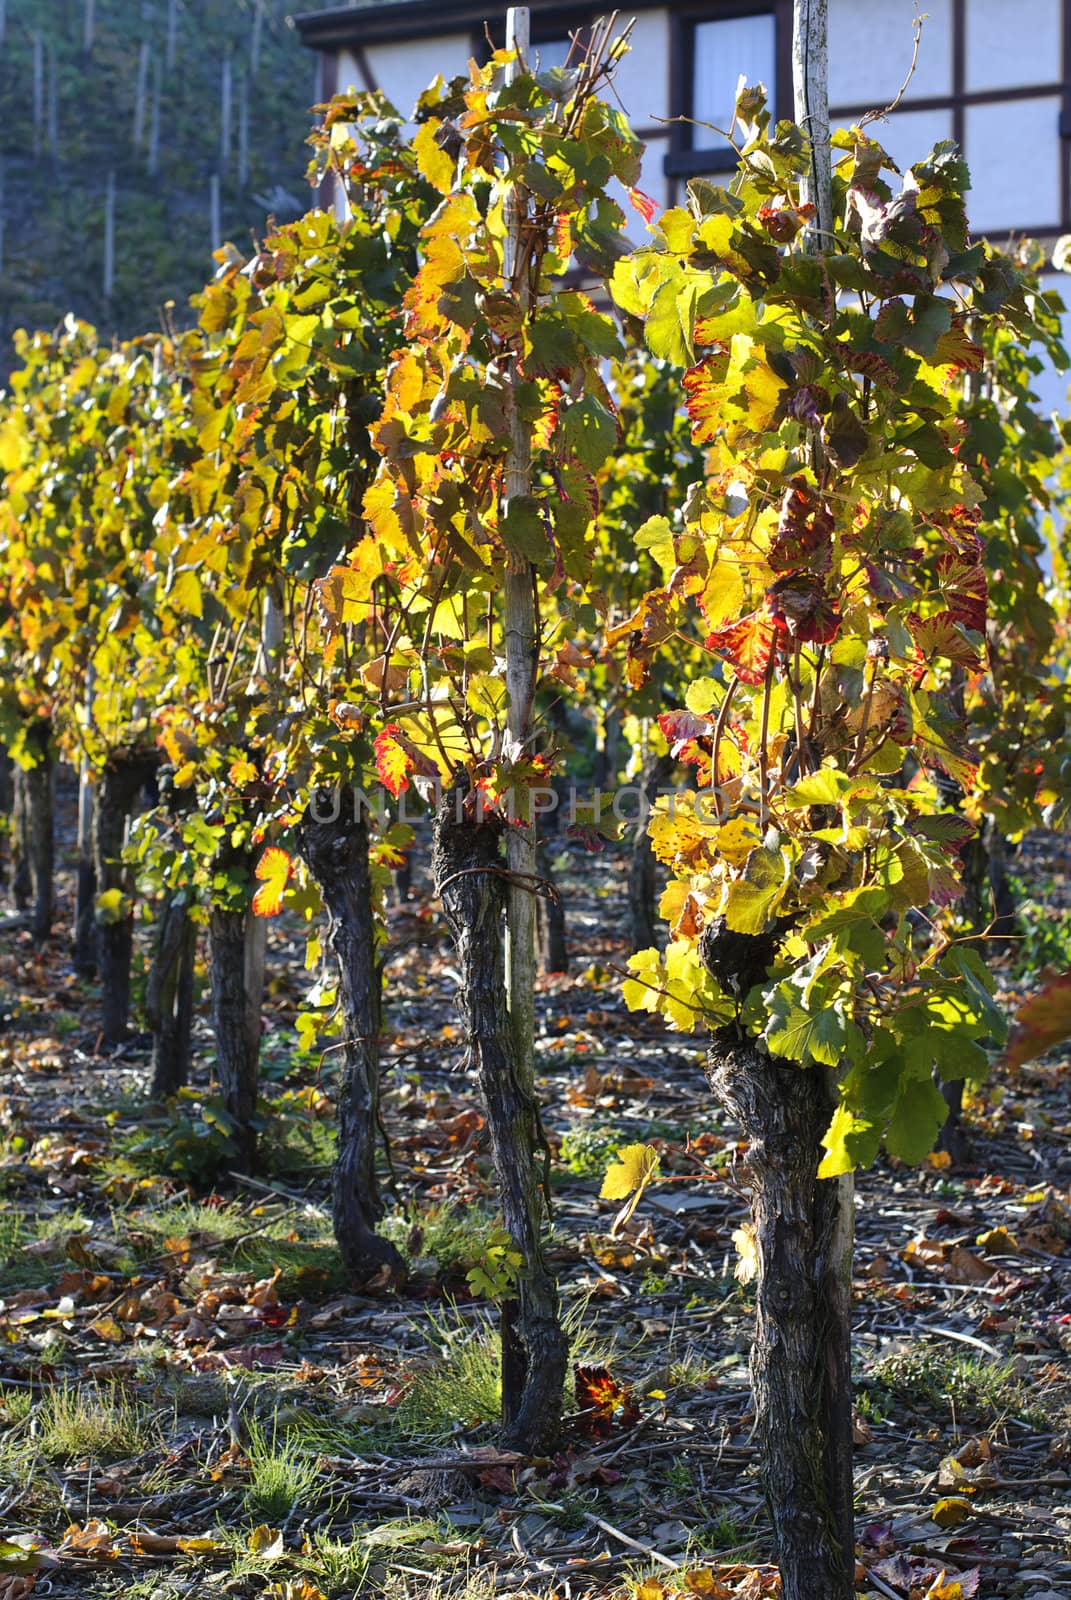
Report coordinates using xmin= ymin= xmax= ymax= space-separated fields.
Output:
xmin=909 ymin=611 xmax=981 ymax=674
xmin=705 ymin=609 xmax=776 ymax=685
xmin=252 ymin=847 xmax=292 ymax=918
xmin=574 ymin=1363 xmax=640 ymax=1438
xmin=374 ymin=725 xmax=412 ymax=799
xmin=1003 ymin=968 xmax=1071 ymax=1071
xmin=373 ymin=724 xmax=439 ymax=799
xmin=682 ymin=354 xmax=730 ymax=444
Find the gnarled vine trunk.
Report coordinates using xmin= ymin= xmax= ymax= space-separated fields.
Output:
xmin=94 ymin=749 xmax=157 ymax=1044
xmin=433 ymin=775 xmax=568 ymax=1452
xmin=536 ymin=869 xmax=567 ymax=975
xmin=0 ymin=750 xmax=12 ymax=894
xmin=147 ymin=889 xmax=196 ymax=1099
xmin=627 ymin=750 xmax=674 ymax=953
xmin=536 ymin=798 xmax=567 ymax=976
xmin=301 ymin=789 xmax=403 ymax=1281
xmin=208 ymin=841 xmax=262 ymax=1174
xmin=707 ymin=1025 xmax=854 ymax=1600
xmin=74 ymin=771 xmax=97 ymax=977
xmin=10 ymin=761 xmax=32 ymax=911
xmin=13 ymin=721 xmax=55 ymax=943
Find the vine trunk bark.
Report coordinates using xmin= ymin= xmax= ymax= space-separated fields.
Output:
xmin=147 ymin=889 xmax=196 ymax=1098
xmin=535 ymin=799 xmax=567 ymax=975
xmin=301 ymin=789 xmax=404 ymax=1281
xmin=94 ymin=750 xmax=157 ymax=1044
xmin=208 ymin=864 xmax=261 ymax=1175
xmin=74 ymin=769 xmax=97 ymax=977
xmin=11 ymin=761 xmax=32 ymax=910
xmin=627 ymin=750 xmax=674 ymax=952
xmin=14 ymin=722 xmax=55 ymax=944
xmin=433 ymin=775 xmax=567 ymax=1452
xmin=0 ymin=749 xmax=12 ymax=894
xmin=707 ymin=1026 xmax=855 ymax=1600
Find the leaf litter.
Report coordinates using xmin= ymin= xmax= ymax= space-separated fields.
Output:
xmin=0 ymin=808 xmax=1068 ymax=1597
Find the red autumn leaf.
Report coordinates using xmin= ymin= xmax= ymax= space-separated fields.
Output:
xmin=837 ymin=346 xmax=898 ymax=387
xmin=934 ymin=316 xmax=985 ymax=372
xmin=909 ymin=610 xmax=982 ymax=677
xmin=657 ymin=709 xmax=713 ymax=756
xmin=766 ymin=574 xmax=840 ymax=644
xmin=574 ymin=1364 xmax=640 ymax=1438
xmin=627 ymin=187 xmax=658 ymax=224
xmin=251 ymin=847 xmax=291 ymax=918
xmin=769 ymin=482 xmax=834 ymax=572
xmin=1003 ymin=969 xmax=1071 ymax=1071
xmin=757 ymin=198 xmax=815 ymax=241
xmin=565 ymin=822 xmax=607 ymax=852
xmin=936 ymin=550 xmax=987 ymax=633
xmin=374 ymin=724 xmax=438 ymax=799
xmin=705 ymin=609 xmax=777 ymax=684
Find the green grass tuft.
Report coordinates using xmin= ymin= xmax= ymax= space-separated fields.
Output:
xmin=243 ymin=1412 xmax=322 ymax=1520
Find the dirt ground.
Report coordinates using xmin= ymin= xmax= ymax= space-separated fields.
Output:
xmin=0 ymin=788 xmax=1069 ymax=1600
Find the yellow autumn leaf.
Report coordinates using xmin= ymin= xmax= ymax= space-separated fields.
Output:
xmin=716 ymin=816 xmax=763 ymax=867
xmin=975 ymin=1226 xmax=1018 ymax=1255
xmin=169 ymin=566 xmax=203 ymax=619
xmin=733 ymin=1223 xmax=759 ymax=1284
xmin=924 ymin=1571 xmax=970 ymax=1599
xmin=247 ymin=1525 xmax=285 ymax=1558
xmin=601 ymin=1143 xmax=660 ymax=1201
xmin=931 ymin=1496 xmax=973 ymax=1528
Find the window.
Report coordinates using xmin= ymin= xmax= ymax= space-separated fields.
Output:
xmin=692 ymin=13 xmax=777 ymax=152
xmin=531 ymin=37 xmax=580 ymax=71
xmin=665 ymin=6 xmax=782 ymax=181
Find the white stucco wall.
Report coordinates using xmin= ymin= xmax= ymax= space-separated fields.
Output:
xmin=341 ymin=35 xmax=473 ymax=120
xmin=828 ymin=0 xmax=953 ymax=108
xmin=965 ymin=0 xmax=1061 ymax=91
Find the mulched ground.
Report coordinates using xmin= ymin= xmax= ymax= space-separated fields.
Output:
xmin=0 ymin=788 xmax=1069 ymax=1600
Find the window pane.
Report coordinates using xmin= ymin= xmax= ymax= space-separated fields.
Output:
xmin=828 ymin=0 xmax=952 ymax=107
xmin=869 ymin=107 xmax=953 ymax=179
xmin=692 ymin=15 xmax=776 ymax=152
xmin=965 ymin=0 xmax=1060 ymax=92
xmin=533 ymin=38 xmax=577 ymax=71
xmin=965 ymin=97 xmax=1061 ymax=233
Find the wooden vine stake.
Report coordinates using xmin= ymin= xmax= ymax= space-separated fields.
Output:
xmin=793 ymin=0 xmax=855 ymax=1570
xmin=502 ymin=4 xmax=538 ymax=1087
xmin=706 ymin=6 xmax=854 ymax=1595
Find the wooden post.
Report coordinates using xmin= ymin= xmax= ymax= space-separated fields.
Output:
xmin=103 ymin=171 xmax=115 ymax=303
xmin=793 ymin=0 xmax=832 ymax=242
xmin=237 ymin=73 xmax=249 ymax=188
xmin=46 ymin=43 xmax=58 ymax=163
xmin=220 ymin=55 xmax=232 ymax=169
xmin=166 ymin=0 xmax=178 ymax=72
xmin=134 ymin=38 xmax=150 ymax=147
xmin=148 ymin=58 xmax=162 ymax=175
xmin=502 ymin=6 xmax=537 ymax=1087
xmin=209 ymin=172 xmax=220 ymax=254
xmin=83 ymin=0 xmax=95 ymax=54
xmin=32 ymin=32 xmax=43 ymax=152
xmin=251 ymin=0 xmax=265 ymax=76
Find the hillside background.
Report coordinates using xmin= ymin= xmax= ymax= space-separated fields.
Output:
xmin=0 ymin=0 xmax=355 ymax=378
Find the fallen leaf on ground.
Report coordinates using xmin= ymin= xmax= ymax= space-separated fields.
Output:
xmin=931 ymin=1496 xmax=973 ymax=1528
